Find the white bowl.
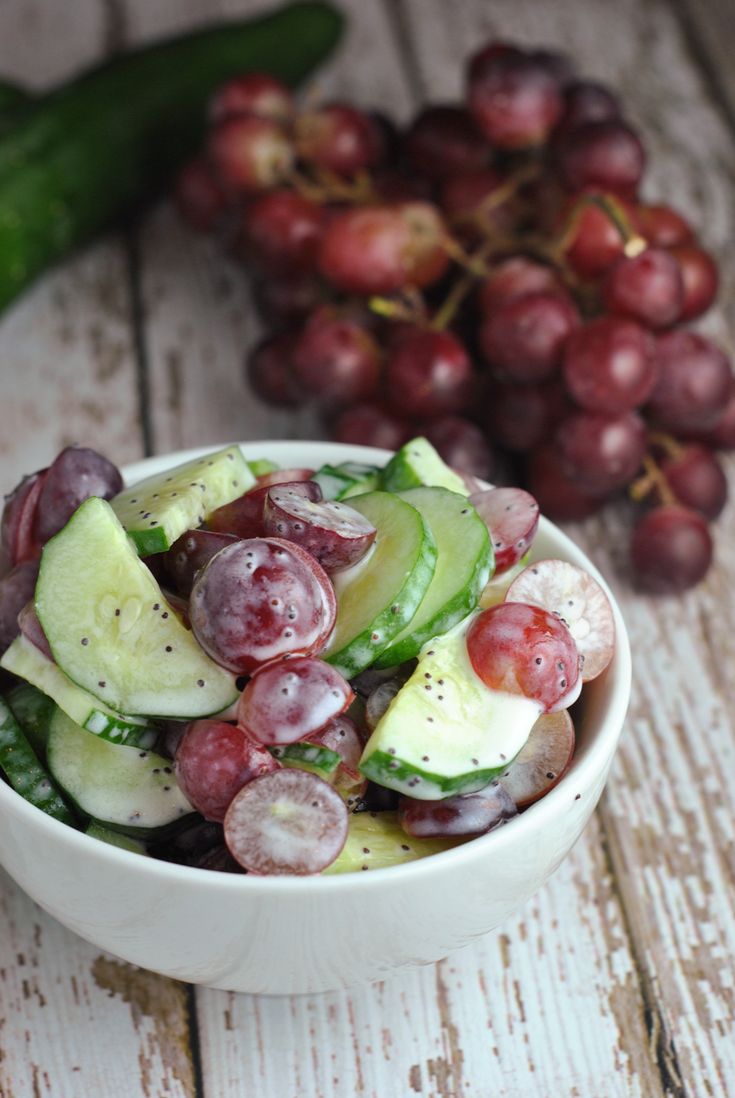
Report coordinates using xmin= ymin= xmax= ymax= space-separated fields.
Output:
xmin=0 ymin=441 xmax=631 ymax=994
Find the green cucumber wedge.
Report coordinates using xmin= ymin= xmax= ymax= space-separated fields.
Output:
xmin=380 ymin=437 xmax=468 ymax=495
xmin=86 ymin=821 xmax=148 ymax=854
xmin=0 ymin=695 xmax=75 ymax=824
xmin=375 ymin=487 xmax=494 ymax=668
xmin=323 ymin=811 xmax=460 ymax=873
xmin=271 ymin=741 xmax=341 ymax=781
xmin=360 ymin=619 xmax=542 ymax=800
xmin=312 ymin=461 xmax=380 ymax=501
xmin=323 ymin=491 xmax=437 ymax=678
xmin=6 ymin=680 xmax=55 ymax=758
xmin=36 ymin=497 xmax=238 ymax=717
xmin=47 ymin=708 xmax=192 ymax=831
xmin=112 ymin=445 xmax=254 ymax=556
xmin=1 ymin=634 xmax=152 ymax=745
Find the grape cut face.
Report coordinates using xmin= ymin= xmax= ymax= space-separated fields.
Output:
xmin=224 ymin=769 xmax=349 ymax=875
xmin=506 ymin=559 xmax=615 ymax=681
xmin=499 ymin=709 xmax=575 ymax=808
xmin=398 ymin=782 xmax=517 ymax=838
xmin=237 ymin=656 xmax=354 ymax=746
xmin=263 ymin=487 xmax=377 ymax=572
xmin=469 ymin=487 xmax=540 ymax=575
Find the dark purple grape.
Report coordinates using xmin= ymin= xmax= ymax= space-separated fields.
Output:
xmin=636 ymin=204 xmax=693 ymax=248
xmin=399 ymin=782 xmax=517 ymax=838
xmin=669 ymin=244 xmax=719 ymax=322
xmin=1 ymin=469 xmax=46 ymax=565
xmin=631 ymin=505 xmax=712 ymax=593
xmin=417 ymin=415 xmax=495 ymax=480
xmin=467 ymin=47 xmax=564 ymax=149
xmin=484 ymin=378 xmax=570 ymax=454
xmin=246 ymin=333 xmax=303 ymax=408
xmin=239 ymin=189 xmax=325 ymax=276
xmin=404 ymin=105 xmax=490 ymax=179
xmin=296 ymin=103 xmax=384 ymax=177
xmin=657 ymin=444 xmax=727 ymax=521
xmin=292 ymin=307 xmax=383 ymax=407
xmin=646 ymin=331 xmax=732 ymax=433
xmin=331 ymin=402 xmax=412 ymax=450
xmin=479 ymin=291 xmax=579 ymax=382
xmin=252 ymin=273 xmax=324 ymax=325
xmin=0 ymin=560 xmax=39 ymax=655
xmin=603 ymin=247 xmax=683 ymax=329
xmin=562 ymin=316 xmax=658 ymax=413
xmin=34 ymin=446 xmax=123 ymax=543
xmin=555 ymin=118 xmax=645 ymax=195
xmin=385 ymin=328 xmax=474 ymax=419
xmin=478 ymin=256 xmax=563 ymax=316
xmin=558 ymin=81 xmax=621 ymax=130
xmin=165 ymin=529 xmax=240 ymax=596
xmin=556 ymin=409 xmax=647 ymax=495
xmin=174 ymin=158 xmax=227 ymax=234
xmin=527 ymin=445 xmax=608 ymax=522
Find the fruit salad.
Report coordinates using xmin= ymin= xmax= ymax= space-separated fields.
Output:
xmin=0 ymin=439 xmax=615 ymax=875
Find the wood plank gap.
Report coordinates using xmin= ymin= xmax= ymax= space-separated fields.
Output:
xmin=185 ymin=982 xmax=207 ymax=1098
xmin=597 ymin=822 xmax=688 ymax=1098
xmin=125 ymin=224 xmax=155 ymax=457
xmin=668 ymin=0 xmax=735 ymax=139
xmin=380 ymin=0 xmax=425 ymax=104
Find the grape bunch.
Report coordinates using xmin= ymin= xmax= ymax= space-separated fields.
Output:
xmin=174 ymin=51 xmax=732 ymax=595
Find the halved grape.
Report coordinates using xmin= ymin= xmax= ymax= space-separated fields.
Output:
xmin=175 ymin=720 xmax=279 ymax=822
xmin=506 ymin=559 xmax=614 ymax=681
xmin=499 ymin=709 xmax=575 ymax=807
xmin=469 ymin=487 xmax=540 ymax=575
xmin=17 ymin=601 xmax=52 ymax=660
xmin=190 ymin=537 xmax=336 ymax=674
xmin=34 ymin=446 xmax=123 ymax=543
xmin=165 ymin=529 xmax=239 ymax=596
xmin=0 ymin=560 xmax=39 ymax=655
xmin=466 ymin=601 xmax=581 ymax=712
xmin=207 ymin=478 xmax=320 ymax=540
xmin=398 ymin=782 xmax=517 ymax=838
xmin=224 ymin=769 xmax=348 ymax=874
xmin=237 ymin=656 xmax=353 ymax=746
xmin=1 ymin=469 xmax=46 ymax=565
xmin=263 ymin=488 xmax=376 ymax=572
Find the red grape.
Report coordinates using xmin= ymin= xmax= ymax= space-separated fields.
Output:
xmin=416 ymin=415 xmax=495 ymax=480
xmin=209 ymin=73 xmax=293 ymax=124
xmin=292 ymin=307 xmax=382 ymax=406
xmin=398 ymin=782 xmax=517 ymax=838
xmin=237 ymin=656 xmax=353 ymax=746
xmin=526 ymin=445 xmax=607 ymax=521
xmin=207 ymin=478 xmax=320 ymax=540
xmin=656 ymin=444 xmax=727 ymax=521
xmin=477 ymin=256 xmax=562 ymax=315
xmin=484 ymin=377 xmax=570 ymax=454
xmin=0 ymin=561 xmax=40 ymax=655
xmin=499 ymin=709 xmax=575 ymax=808
xmin=34 ymin=446 xmax=123 ymax=544
xmin=385 ymin=328 xmax=474 ymax=419
xmin=224 ymin=768 xmax=348 ymax=874
xmin=469 ymin=487 xmax=540 ymax=574
xmin=636 ymin=203 xmax=693 ymax=248
xmin=699 ymin=377 xmax=735 ymax=451
xmin=239 ymin=190 xmax=325 ymax=275
xmin=602 ymin=247 xmax=683 ymax=329
xmin=263 ymin=487 xmax=377 ymax=571
xmin=669 ymin=243 xmax=718 ymax=321
xmin=165 ymin=529 xmax=240 ymax=596
xmin=1 ymin=468 xmax=46 ymax=565
xmin=562 ymin=316 xmax=658 ymax=413
xmin=467 ymin=601 xmax=581 ymax=712
xmin=296 ymin=103 xmax=384 ymax=176
xmin=630 ymin=505 xmax=713 ymax=593
xmin=646 ymin=330 xmax=732 ymax=432
xmin=208 ymin=115 xmax=293 ymax=194
xmin=439 ymin=168 xmax=517 ymax=234
xmin=557 ymin=409 xmax=646 ymax=495
xmin=467 ymin=47 xmax=564 ymax=149
xmin=558 ymin=81 xmax=620 ymax=130
xmin=555 ymin=118 xmax=645 ymax=195
xmin=404 ymin=106 xmax=490 ymax=179
xmin=246 ymin=333 xmax=303 ymax=408
xmin=175 ymin=720 xmax=279 ymax=822
xmin=479 ymin=290 xmax=579 ymax=382
xmin=331 ymin=402 xmax=412 ymax=450
xmin=17 ymin=601 xmax=53 ymax=661
xmin=190 ymin=537 xmax=336 ymax=673
xmin=556 ymin=191 xmax=634 ymax=278
xmin=174 ymin=158 xmax=227 ymax=233
xmin=252 ymin=272 xmax=324 ymax=324
xmin=318 ymin=202 xmax=449 ymax=295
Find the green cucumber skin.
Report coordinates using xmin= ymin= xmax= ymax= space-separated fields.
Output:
xmin=0 ymin=3 xmax=343 ymax=311
xmin=272 ymin=742 xmax=341 ymax=774
xmin=0 ymin=695 xmax=76 ymax=824
xmin=360 ymin=748 xmax=504 ymax=799
xmin=6 ymin=681 xmax=55 ymax=758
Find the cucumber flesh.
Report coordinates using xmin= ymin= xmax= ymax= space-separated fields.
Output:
xmin=323 ymin=491 xmax=437 ymax=678
xmin=111 ymin=445 xmax=254 ymax=556
xmin=36 ymin=497 xmax=238 ymax=718
xmin=1 ymin=634 xmax=152 ymax=745
xmin=247 ymin=458 xmax=279 ymax=477
xmin=0 ymin=695 xmax=75 ymax=824
xmin=313 ymin=461 xmax=380 ymax=501
xmin=360 ymin=618 xmax=542 ymax=800
xmin=323 ymin=810 xmax=459 ymax=873
xmin=375 ymin=487 xmax=493 ymax=667
xmin=86 ymin=821 xmax=148 ymax=854
xmin=478 ymin=552 xmax=530 ymax=608
xmin=380 ymin=437 xmax=468 ymax=495
xmin=6 ymin=680 xmax=55 ymax=758
xmin=271 ymin=741 xmax=341 ymax=780
xmin=47 ymin=708 xmax=192 ymax=831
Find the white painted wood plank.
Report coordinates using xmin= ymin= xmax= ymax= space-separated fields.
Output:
xmin=398 ymin=0 xmax=735 ymax=1092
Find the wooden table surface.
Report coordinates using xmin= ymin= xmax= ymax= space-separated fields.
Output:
xmin=1 ymin=1 xmax=734 ymax=1095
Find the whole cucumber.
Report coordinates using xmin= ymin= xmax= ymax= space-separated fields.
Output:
xmin=0 ymin=1 xmax=343 ymax=311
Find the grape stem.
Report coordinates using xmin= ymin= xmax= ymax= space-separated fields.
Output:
xmin=287 ymin=166 xmax=377 ymax=205
xmin=629 ymin=454 xmax=677 ymax=506
xmin=368 ymin=288 xmax=428 ymax=326
xmin=552 ymin=192 xmax=648 ymax=259
xmin=647 ymin=431 xmax=685 ymax=460
xmin=449 ymin=161 xmax=541 ymax=235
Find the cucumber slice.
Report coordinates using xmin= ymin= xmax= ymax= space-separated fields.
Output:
xmin=375 ymin=487 xmax=494 ymax=667
xmin=86 ymin=821 xmax=148 ymax=854
xmin=478 ymin=552 xmax=530 ymax=608
xmin=380 ymin=437 xmax=468 ymax=495
xmin=111 ymin=445 xmax=254 ymax=556
xmin=0 ymin=695 xmax=75 ymax=824
xmin=313 ymin=461 xmax=380 ymax=501
xmin=322 ymin=811 xmax=459 ymax=873
xmin=36 ymin=498 xmax=238 ymax=718
xmin=6 ymin=680 xmax=55 ymax=758
xmin=270 ymin=741 xmax=342 ymax=780
xmin=247 ymin=458 xmax=279 ymax=477
xmin=1 ymin=634 xmax=152 ymax=745
xmin=323 ymin=491 xmax=437 ymax=678
xmin=360 ymin=618 xmax=542 ymax=800
xmin=47 ymin=708 xmax=192 ymax=831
